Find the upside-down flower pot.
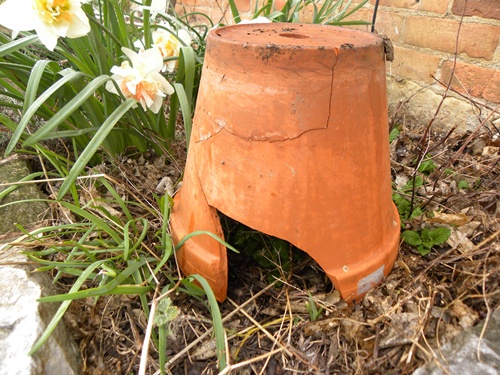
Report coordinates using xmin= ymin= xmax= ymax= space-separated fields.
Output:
xmin=170 ymin=23 xmax=400 ymax=303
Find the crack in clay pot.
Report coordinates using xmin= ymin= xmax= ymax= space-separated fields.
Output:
xmin=194 ymin=57 xmax=338 ymax=142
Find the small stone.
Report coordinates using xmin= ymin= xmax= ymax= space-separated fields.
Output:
xmin=0 ymin=251 xmax=81 ymax=374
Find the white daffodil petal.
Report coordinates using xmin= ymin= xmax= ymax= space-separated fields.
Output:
xmin=0 ymin=0 xmax=91 ymax=50
xmin=0 ymin=0 xmax=37 ymax=32
xmin=35 ymin=25 xmax=59 ymax=51
xmin=66 ymin=8 xmax=91 ymax=38
xmin=164 ymin=59 xmax=177 ymax=73
xmin=178 ymin=29 xmax=192 ymax=46
xmin=53 ymin=20 xmax=71 ymax=38
xmin=239 ymin=16 xmax=271 ymax=24
xmin=121 ymin=47 xmax=142 ymax=68
xmin=134 ymin=39 xmax=145 ymax=50
xmin=105 ymin=79 xmax=120 ymax=95
xmin=151 ymin=0 xmax=167 ymax=12
xmin=149 ymin=99 xmax=162 ymax=114
xmin=151 ymin=72 xmax=174 ymax=95
xmin=141 ymin=48 xmax=165 ymax=74
xmin=125 ymin=81 xmax=138 ymax=95
xmin=111 ymin=61 xmax=135 ymax=77
xmin=107 ymin=47 xmax=173 ymax=112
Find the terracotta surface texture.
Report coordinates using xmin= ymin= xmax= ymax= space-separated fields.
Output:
xmin=170 ymin=23 xmax=400 ymax=303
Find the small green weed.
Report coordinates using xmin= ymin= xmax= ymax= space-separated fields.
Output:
xmin=392 ymin=155 xmax=429 ymax=223
xmin=401 ymin=227 xmax=451 ymax=256
xmin=389 ymin=127 xmax=400 ymax=143
xmin=392 ymin=192 xmax=423 ymax=223
xmin=305 ymin=292 xmax=323 ymax=321
xmin=417 ymin=155 xmax=437 ymax=175
xmin=229 ymin=224 xmax=300 ymax=283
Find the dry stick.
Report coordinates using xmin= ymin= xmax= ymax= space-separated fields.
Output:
xmin=470 ymin=230 xmax=500 ymax=253
xmin=138 ymin=288 xmax=159 ymax=375
xmin=138 ymin=267 xmax=162 ymax=375
xmin=155 ymin=280 xmax=280 ymax=374
xmin=227 ymin=297 xmax=320 ymax=372
xmin=405 ymin=291 xmax=436 ymax=368
xmin=218 ymin=348 xmax=285 ymax=375
xmin=397 ymin=231 xmax=500 ymax=301
xmin=257 ymin=291 xmax=295 ymax=375
xmin=437 ymin=230 xmax=500 ymax=265
xmin=408 ymin=2 xmax=467 ymax=217
xmin=432 ymin=75 xmax=500 ymax=127
xmin=478 ymin=248 xmax=494 ymax=362
xmin=430 ymin=105 xmax=500 ymax=189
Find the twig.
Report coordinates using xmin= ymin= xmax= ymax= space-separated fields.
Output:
xmin=138 ymin=286 xmax=160 ymax=375
xmin=478 ymin=248 xmax=494 ymax=362
xmin=408 ymin=1 xmax=467 ymax=217
xmin=405 ymin=291 xmax=436 ymax=367
xmin=432 ymin=75 xmax=500 ymax=130
xmin=469 ymin=229 xmax=500 ymax=253
xmin=156 ymin=280 xmax=280 ymax=374
xmin=227 ymin=297 xmax=320 ymax=371
xmin=218 ymin=348 xmax=285 ymax=375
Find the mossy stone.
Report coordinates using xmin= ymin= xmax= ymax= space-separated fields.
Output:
xmin=0 ymin=157 xmax=48 ymax=237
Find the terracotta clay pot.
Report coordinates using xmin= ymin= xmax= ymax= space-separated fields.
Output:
xmin=170 ymin=23 xmax=400 ymax=303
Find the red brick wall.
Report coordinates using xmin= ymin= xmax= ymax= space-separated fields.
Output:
xmin=176 ymin=0 xmax=500 ymax=105
xmin=357 ymin=0 xmax=500 ymax=104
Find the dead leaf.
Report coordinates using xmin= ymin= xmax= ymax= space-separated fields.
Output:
xmin=482 ymin=146 xmax=499 ymax=156
xmin=303 ymin=317 xmax=340 ymax=337
xmin=449 ymin=300 xmax=478 ymax=330
xmin=315 ymin=290 xmax=341 ymax=306
xmin=380 ymin=313 xmax=420 ymax=348
xmin=446 ymin=229 xmax=475 ymax=253
xmin=429 ymin=211 xmax=468 ymax=226
xmin=190 ymin=339 xmax=217 ymax=360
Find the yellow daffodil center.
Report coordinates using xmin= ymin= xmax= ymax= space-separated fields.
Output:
xmin=34 ymin=0 xmax=72 ymax=24
xmin=154 ymin=34 xmax=179 ymax=58
xmin=119 ymin=73 xmax=161 ymax=104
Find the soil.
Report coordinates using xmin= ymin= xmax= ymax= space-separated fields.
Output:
xmin=3 ymin=110 xmax=499 ymax=374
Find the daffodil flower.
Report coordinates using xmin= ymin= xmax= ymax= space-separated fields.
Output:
xmin=0 ymin=0 xmax=91 ymax=51
xmin=135 ymin=23 xmax=192 ymax=73
xmin=239 ymin=16 xmax=271 ymax=24
xmin=144 ymin=0 xmax=167 ymax=19
xmin=105 ymin=47 xmax=174 ymax=114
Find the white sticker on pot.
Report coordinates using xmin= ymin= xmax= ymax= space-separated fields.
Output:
xmin=357 ymin=265 xmax=385 ymax=295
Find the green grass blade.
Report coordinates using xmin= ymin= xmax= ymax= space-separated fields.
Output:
xmin=98 ymin=178 xmax=135 ymax=222
xmin=340 ymin=0 xmax=368 ymax=20
xmin=58 ymin=201 xmax=123 ymax=244
xmin=5 ymin=69 xmax=84 ymax=155
xmin=177 ymin=47 xmax=196 ymax=106
xmin=23 ymin=75 xmax=112 ymax=147
xmin=24 ymin=60 xmax=53 ymax=113
xmin=29 ymin=258 xmax=110 ymax=354
xmin=159 ymin=324 xmax=167 ymax=375
xmin=38 ymin=259 xmax=148 ymax=302
xmin=175 ymin=230 xmax=239 ymax=253
xmin=227 ymin=0 xmax=241 ymax=23
xmin=0 ymin=34 xmax=39 ymax=58
xmin=173 ymin=83 xmax=192 ymax=148
xmin=190 ymin=274 xmax=226 ymax=371
xmin=57 ymin=98 xmax=137 ymax=199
